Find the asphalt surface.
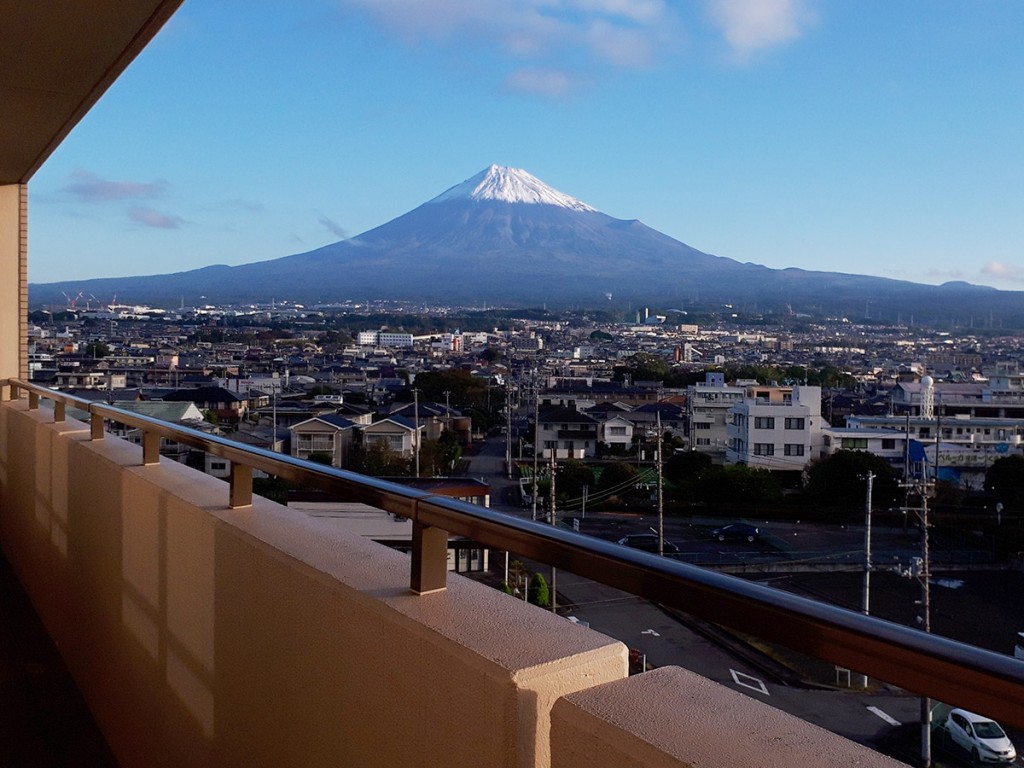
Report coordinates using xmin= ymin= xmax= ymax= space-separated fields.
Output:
xmin=464 ymin=435 xmax=1024 ymax=766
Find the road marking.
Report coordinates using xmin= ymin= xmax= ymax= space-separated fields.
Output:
xmin=641 ymin=629 xmax=660 ymax=637
xmin=867 ymin=706 xmax=902 ymax=726
xmin=730 ymin=669 xmax=769 ymax=695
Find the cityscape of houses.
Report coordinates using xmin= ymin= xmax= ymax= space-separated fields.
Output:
xmin=27 ymin=299 xmax=1024 ymax=497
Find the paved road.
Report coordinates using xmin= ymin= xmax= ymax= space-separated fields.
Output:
xmin=463 ymin=436 xmax=1019 ymax=765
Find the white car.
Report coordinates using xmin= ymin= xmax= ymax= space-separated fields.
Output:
xmin=942 ymin=708 xmax=1017 ymax=765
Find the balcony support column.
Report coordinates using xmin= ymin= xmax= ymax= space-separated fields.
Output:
xmin=229 ymin=463 xmax=253 ymax=508
xmin=0 ymin=185 xmax=27 ymax=382
xmin=410 ymin=518 xmax=448 ymax=595
xmin=142 ymin=430 xmax=160 ymax=465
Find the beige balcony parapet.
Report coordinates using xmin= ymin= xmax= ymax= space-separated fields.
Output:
xmin=551 ymin=667 xmax=909 ymax=768
xmin=0 ymin=399 xmax=627 ymax=768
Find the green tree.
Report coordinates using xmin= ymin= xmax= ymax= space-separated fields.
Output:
xmin=556 ymin=460 xmax=595 ymax=502
xmin=353 ymin=439 xmax=410 ymax=477
xmin=614 ymin=352 xmax=669 ymax=383
xmin=803 ymin=450 xmax=899 ymax=511
xmin=528 ymin=572 xmax=550 ymax=608
xmin=664 ymin=451 xmax=712 ymax=486
xmin=597 ymin=462 xmax=640 ymax=493
xmin=84 ymin=341 xmax=110 ymax=358
xmin=692 ymin=465 xmax=783 ymax=507
xmin=985 ymin=455 xmax=1024 ymax=510
xmin=307 ymin=451 xmax=334 ymax=466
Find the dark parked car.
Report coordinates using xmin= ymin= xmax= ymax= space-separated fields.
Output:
xmin=616 ymin=533 xmax=680 ymax=554
xmin=711 ymin=523 xmax=761 ymax=543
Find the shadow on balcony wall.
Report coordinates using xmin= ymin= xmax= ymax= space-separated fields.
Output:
xmin=0 ymin=399 xmax=627 ymax=768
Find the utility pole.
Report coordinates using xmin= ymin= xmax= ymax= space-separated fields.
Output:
xmin=899 ymin=442 xmax=932 ymax=767
xmin=549 ymin=448 xmax=557 ymax=614
xmin=656 ymin=413 xmax=664 ymax=557
xmin=505 ymin=377 xmax=512 ymax=480
xmin=860 ymin=471 xmax=874 ymax=688
xmin=413 ymin=387 xmax=420 ymax=478
xmin=531 ymin=370 xmax=540 ymax=521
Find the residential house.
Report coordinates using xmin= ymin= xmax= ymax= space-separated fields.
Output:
xmin=534 ymin=405 xmax=599 ymax=460
xmin=291 ymin=414 xmax=358 ymax=468
xmin=360 ymin=415 xmax=421 ymax=458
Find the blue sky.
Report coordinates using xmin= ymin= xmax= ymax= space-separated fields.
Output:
xmin=28 ymin=0 xmax=1024 ymax=293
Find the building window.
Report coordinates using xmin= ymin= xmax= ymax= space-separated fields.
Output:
xmin=696 ymin=438 xmax=711 ymax=446
xmin=783 ymin=444 xmax=804 ymax=456
xmin=881 ymin=438 xmax=896 ymax=450
xmin=210 ymin=461 xmax=227 ymax=471
xmin=754 ymin=417 xmax=775 ymax=429
xmin=609 ymin=426 xmax=626 ymax=436
xmin=693 ymin=422 xmax=710 ymax=431
xmin=785 ymin=417 xmax=805 ymax=430
xmin=919 ymin=428 xmax=930 ymax=438
xmin=754 ymin=443 xmax=775 ymax=456
xmin=842 ymin=438 xmax=868 ymax=450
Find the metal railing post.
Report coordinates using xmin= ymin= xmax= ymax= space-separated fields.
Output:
xmin=90 ymin=412 xmax=104 ymax=440
xmin=229 ymin=463 xmax=253 ymax=508
xmin=411 ymin=516 xmax=448 ymax=595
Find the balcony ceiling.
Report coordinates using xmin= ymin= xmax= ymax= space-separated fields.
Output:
xmin=0 ymin=0 xmax=183 ymax=184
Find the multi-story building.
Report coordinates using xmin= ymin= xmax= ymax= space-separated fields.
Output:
xmin=686 ymin=372 xmax=747 ymax=456
xmin=726 ymin=385 xmax=825 ymax=471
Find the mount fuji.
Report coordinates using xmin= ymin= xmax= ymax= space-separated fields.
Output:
xmin=29 ymin=165 xmax=1019 ymax=321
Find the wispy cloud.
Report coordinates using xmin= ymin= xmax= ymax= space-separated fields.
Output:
xmin=65 ymin=169 xmax=169 ymax=203
xmin=926 ymin=268 xmax=965 ymax=280
xmin=336 ymin=0 xmax=678 ymax=94
xmin=317 ymin=213 xmax=349 ymax=238
xmin=705 ymin=0 xmax=815 ymax=58
xmin=503 ymin=67 xmax=581 ymax=98
xmin=128 ymin=206 xmax=184 ymax=229
xmin=981 ymin=261 xmax=1024 ymax=283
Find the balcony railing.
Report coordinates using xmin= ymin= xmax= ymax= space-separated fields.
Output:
xmin=7 ymin=376 xmax=1024 ymax=731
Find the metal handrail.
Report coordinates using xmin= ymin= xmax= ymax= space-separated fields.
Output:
xmin=6 ymin=377 xmax=1024 ymax=729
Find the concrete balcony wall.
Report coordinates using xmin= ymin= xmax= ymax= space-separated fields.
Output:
xmin=0 ymin=399 xmax=628 ymax=768
xmin=551 ymin=667 xmax=908 ymax=768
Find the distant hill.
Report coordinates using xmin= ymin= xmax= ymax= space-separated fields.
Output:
xmin=29 ymin=165 xmax=1024 ymax=324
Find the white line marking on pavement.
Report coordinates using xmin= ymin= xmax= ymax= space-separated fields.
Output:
xmin=641 ymin=629 xmax=660 ymax=637
xmin=867 ymin=706 xmax=902 ymax=726
xmin=730 ymin=669 xmax=769 ymax=695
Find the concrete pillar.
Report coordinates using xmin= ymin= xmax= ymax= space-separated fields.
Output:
xmin=0 ymin=184 xmax=27 ymax=382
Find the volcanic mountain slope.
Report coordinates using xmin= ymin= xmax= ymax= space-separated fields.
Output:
xmin=29 ymin=165 xmax=1019 ymax=321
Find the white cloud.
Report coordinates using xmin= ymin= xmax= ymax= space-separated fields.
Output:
xmin=317 ymin=213 xmax=349 ymax=238
xmin=336 ymin=0 xmax=676 ymax=94
xmin=503 ymin=67 xmax=580 ymax=98
xmin=705 ymin=0 xmax=814 ymax=57
xmin=128 ymin=206 xmax=184 ymax=229
xmin=981 ymin=261 xmax=1024 ymax=282
xmin=65 ymin=170 xmax=168 ymax=203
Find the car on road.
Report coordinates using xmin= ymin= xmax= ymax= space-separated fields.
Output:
xmin=939 ymin=708 xmax=1017 ymax=765
xmin=616 ymin=533 xmax=680 ymax=554
xmin=711 ymin=523 xmax=761 ymax=543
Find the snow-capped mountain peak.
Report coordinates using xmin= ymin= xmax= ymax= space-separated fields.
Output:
xmin=428 ymin=164 xmax=596 ymax=212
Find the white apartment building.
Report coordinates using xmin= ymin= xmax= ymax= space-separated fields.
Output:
xmin=356 ymin=331 xmax=415 ymax=348
xmin=726 ymin=385 xmax=824 ymax=471
xmin=686 ymin=372 xmax=747 ymax=456
xmin=841 ymin=412 xmax=1024 ymax=488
